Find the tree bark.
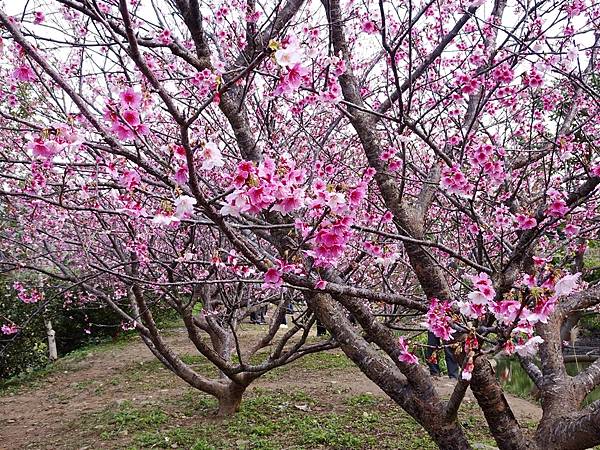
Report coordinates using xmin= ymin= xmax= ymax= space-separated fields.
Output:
xmin=535 ymin=402 xmax=600 ymax=450
xmin=470 ymin=355 xmax=536 ymax=450
xmin=216 ymin=382 xmax=246 ymax=417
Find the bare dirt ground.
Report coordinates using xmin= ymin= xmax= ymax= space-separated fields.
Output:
xmin=0 ymin=326 xmax=541 ymax=449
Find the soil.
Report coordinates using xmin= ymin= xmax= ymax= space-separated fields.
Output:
xmin=0 ymin=327 xmax=541 ymax=449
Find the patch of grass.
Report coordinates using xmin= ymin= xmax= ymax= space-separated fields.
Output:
xmin=345 ymin=393 xmax=379 ymax=407
xmin=190 ymin=438 xmax=221 ymax=450
xmin=112 ymin=402 xmax=168 ymax=428
xmin=581 ymin=314 xmax=600 ymax=333
xmin=294 ymin=351 xmax=355 ymax=370
xmin=111 ymin=354 xmax=219 ymax=392
xmin=211 ymin=390 xmax=379 ymax=448
xmin=83 ymin=400 xmax=169 ymax=441
xmin=74 ymin=387 xmax=501 ymax=450
xmin=175 ymin=389 xmax=218 ymax=416
xmin=0 ymin=351 xmax=87 ymax=395
xmin=134 ymin=426 xmax=216 ymax=448
xmin=118 ymin=359 xmax=165 ymax=380
xmin=263 ymin=350 xmax=354 ymax=380
xmin=180 ymin=354 xmax=220 ymax=377
xmin=0 ymin=363 xmax=61 ymax=395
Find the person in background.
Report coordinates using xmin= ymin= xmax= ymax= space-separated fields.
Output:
xmin=316 ymin=319 xmax=327 ymax=336
xmin=425 ymin=333 xmax=459 ymax=379
xmin=425 ymin=260 xmax=461 ymax=380
xmin=250 ymin=305 xmax=266 ymax=324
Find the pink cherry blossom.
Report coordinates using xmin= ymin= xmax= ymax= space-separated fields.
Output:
xmin=120 ymin=169 xmax=141 ymax=190
xmin=33 ymin=11 xmax=45 ymax=24
xmin=200 ymin=142 xmax=224 ymax=170
xmin=13 ymin=65 xmax=36 ymax=82
xmin=425 ymin=298 xmax=454 ymax=341
xmin=469 ymin=272 xmax=496 ymax=300
xmin=156 ymin=29 xmax=173 ymax=45
xmin=27 ymin=138 xmax=64 ymax=159
xmin=554 ymin=272 xmax=580 ymax=297
xmin=275 ymin=63 xmax=309 ymax=95
xmin=461 ymin=357 xmax=474 ymax=381
xmin=515 ymin=335 xmax=544 ymax=357
xmin=174 ymin=164 xmax=189 ymax=185
xmin=111 ymin=123 xmax=134 ymax=140
xmin=494 ymin=205 xmax=512 ymax=230
xmin=122 ymin=109 xmax=141 ymax=127
xmin=515 ymin=214 xmax=537 ymax=230
xmin=14 ymin=282 xmax=42 ymax=304
xmin=492 ymin=64 xmax=514 ymax=84
xmin=152 ymin=212 xmax=180 ymax=227
xmin=546 ymin=198 xmax=568 ymax=218
xmin=440 ymin=165 xmax=471 ymax=197
xmin=528 ymin=296 xmax=557 ymax=324
xmin=398 ymin=337 xmax=419 ymax=365
xmin=1 ymin=324 xmax=18 ymax=335
xmin=524 ymin=70 xmax=544 ymax=88
xmin=174 ymin=195 xmax=197 ymax=219
xmin=271 ymin=188 xmax=305 ymax=214
xmin=454 ymin=300 xmax=484 ymax=319
xmin=314 ymin=278 xmax=328 ymax=290
xmin=564 ymin=223 xmax=580 ymax=237
xmin=348 ymin=183 xmax=367 ymax=206
xmin=309 ymin=217 xmax=353 ymax=267
xmin=119 ymin=87 xmax=142 ymax=109
xmin=361 ymin=20 xmax=378 ymax=34
xmin=274 ymin=42 xmax=303 ymax=68
xmin=456 ymin=73 xmax=480 ymax=95
xmin=263 ymin=267 xmax=283 ymax=289
xmin=490 ymin=300 xmax=523 ymax=325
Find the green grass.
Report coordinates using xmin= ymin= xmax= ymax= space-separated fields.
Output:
xmin=345 ymin=392 xmax=379 ymax=407
xmin=89 ymin=400 xmax=169 ymax=442
xmin=75 ymin=388 xmax=498 ymax=449
xmin=262 ymin=350 xmax=355 ymax=380
xmin=114 ymin=348 xmax=355 ymax=386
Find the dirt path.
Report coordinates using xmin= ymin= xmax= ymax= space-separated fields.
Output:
xmin=0 ymin=327 xmax=541 ymax=449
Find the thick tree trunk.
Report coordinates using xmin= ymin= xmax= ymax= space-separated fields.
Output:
xmin=470 ymin=356 xmax=536 ymax=450
xmin=211 ymin=330 xmax=235 ymax=381
xmin=216 ymin=382 xmax=246 ymax=417
xmin=535 ymin=407 xmax=600 ymax=450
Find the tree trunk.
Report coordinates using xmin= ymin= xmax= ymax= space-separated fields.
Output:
xmin=45 ymin=318 xmax=58 ymax=362
xmin=216 ymin=382 xmax=246 ymax=417
xmin=212 ymin=332 xmax=234 ymax=381
xmin=535 ymin=410 xmax=600 ymax=450
xmin=470 ymin=356 xmax=536 ymax=450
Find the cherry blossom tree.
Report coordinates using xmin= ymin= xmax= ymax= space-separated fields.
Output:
xmin=0 ymin=0 xmax=599 ymax=448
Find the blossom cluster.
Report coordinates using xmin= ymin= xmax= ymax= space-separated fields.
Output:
xmin=423 ymin=268 xmax=582 ymax=380
xmin=221 ymin=156 xmax=307 ymax=217
xmin=104 ymin=87 xmax=149 ymax=141
xmin=13 ymin=281 xmax=43 ymax=304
